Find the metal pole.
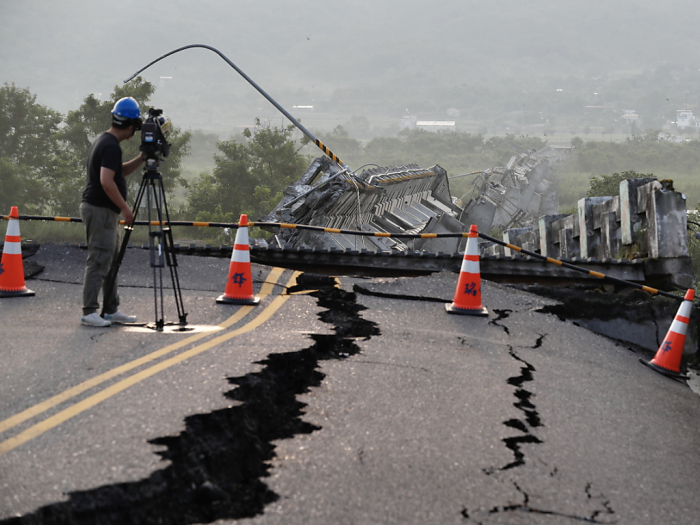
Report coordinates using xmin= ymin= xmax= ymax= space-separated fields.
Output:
xmin=124 ymin=44 xmax=352 ymax=171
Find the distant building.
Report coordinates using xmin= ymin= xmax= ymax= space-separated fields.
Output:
xmin=676 ymin=109 xmax=700 ymax=128
xmin=621 ymin=110 xmax=639 ymax=122
xmin=400 ymin=115 xmax=417 ymax=130
xmin=658 ymin=132 xmax=689 ymax=143
xmin=400 ymin=116 xmax=458 ymax=133
xmin=416 ymin=120 xmax=457 ymax=133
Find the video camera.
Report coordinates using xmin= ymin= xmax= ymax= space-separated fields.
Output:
xmin=140 ymin=108 xmax=171 ymax=169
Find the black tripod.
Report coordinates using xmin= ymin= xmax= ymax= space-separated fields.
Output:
xmin=102 ymin=160 xmax=188 ymax=331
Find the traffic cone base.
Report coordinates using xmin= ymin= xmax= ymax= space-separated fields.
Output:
xmin=0 ymin=206 xmax=34 ymax=298
xmin=0 ymin=288 xmax=35 ymax=298
xmin=640 ymin=358 xmax=688 ymax=381
xmin=217 ymin=214 xmax=259 ymax=306
xmin=216 ymin=294 xmax=260 ymax=305
xmin=640 ymin=289 xmax=693 ymax=381
xmin=445 ymin=302 xmax=488 ymax=316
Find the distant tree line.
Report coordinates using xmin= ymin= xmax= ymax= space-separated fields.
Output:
xmin=569 ymin=132 xmax=700 ymax=176
xmin=0 ymin=80 xmax=191 ymax=216
xmin=0 ymin=81 xmax=551 ymax=229
xmin=5 ymin=81 xmax=700 ymax=245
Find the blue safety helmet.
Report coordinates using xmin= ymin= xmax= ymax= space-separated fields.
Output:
xmin=111 ymin=97 xmax=142 ymax=129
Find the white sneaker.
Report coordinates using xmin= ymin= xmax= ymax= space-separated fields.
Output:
xmin=104 ymin=310 xmax=137 ymax=324
xmin=81 ymin=312 xmax=111 ymax=327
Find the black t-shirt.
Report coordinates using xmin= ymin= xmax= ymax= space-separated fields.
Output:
xmin=82 ymin=132 xmax=127 ymax=213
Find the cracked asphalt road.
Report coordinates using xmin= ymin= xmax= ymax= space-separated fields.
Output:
xmin=1 ymin=244 xmax=700 ymax=524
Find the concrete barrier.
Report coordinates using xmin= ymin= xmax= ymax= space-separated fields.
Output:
xmin=485 ymin=178 xmax=694 ymax=290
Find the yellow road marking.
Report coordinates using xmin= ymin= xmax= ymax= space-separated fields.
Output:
xmin=0 ymin=271 xmax=300 ymax=456
xmin=0 ymin=266 xmax=287 ymax=437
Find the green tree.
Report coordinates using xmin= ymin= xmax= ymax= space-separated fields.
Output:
xmin=587 ymin=170 xmax=654 ymax=198
xmin=56 ymin=77 xmax=190 ymax=215
xmin=0 ymin=157 xmax=43 ymax=214
xmin=184 ymin=119 xmax=311 ymax=233
xmin=0 ymin=83 xmax=63 ymax=213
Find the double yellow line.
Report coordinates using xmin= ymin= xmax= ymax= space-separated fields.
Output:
xmin=0 ymin=268 xmax=300 ymax=456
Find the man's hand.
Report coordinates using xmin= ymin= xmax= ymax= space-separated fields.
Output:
xmin=123 ymin=152 xmax=146 ymax=177
xmin=122 ymin=207 xmax=135 ymax=226
xmin=100 ymin=167 xmax=133 ymax=223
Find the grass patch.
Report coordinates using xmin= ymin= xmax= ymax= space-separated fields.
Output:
xmin=16 ymin=220 xmax=85 ymax=244
xmin=553 ymin=170 xmax=591 ymax=211
xmin=11 ymin=219 xmax=227 ymax=247
xmin=552 ymin=168 xmax=700 ymax=212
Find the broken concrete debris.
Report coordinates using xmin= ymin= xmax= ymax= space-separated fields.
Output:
xmin=261 ymin=156 xmax=467 ymax=254
xmin=262 ymin=147 xmax=560 ymax=253
xmin=459 ymin=146 xmax=560 ymax=232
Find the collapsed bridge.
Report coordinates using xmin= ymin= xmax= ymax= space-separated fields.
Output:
xmin=255 ymin=150 xmax=692 ymax=291
xmin=262 ymin=147 xmax=559 ymax=253
xmin=262 ymin=157 xmax=465 ymax=254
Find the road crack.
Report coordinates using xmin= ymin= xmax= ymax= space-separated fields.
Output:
xmin=484 ymin=345 xmax=543 ymax=474
xmin=464 ymin=332 xmax=616 ymax=524
xmin=352 ymin=283 xmax=449 ymax=303
xmin=463 ymin=480 xmax=616 ymax=524
xmin=488 ymin=309 xmax=512 ymax=335
xmin=1 ymin=273 xmax=379 ymax=525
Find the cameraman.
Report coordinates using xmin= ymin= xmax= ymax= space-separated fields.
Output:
xmin=79 ymin=97 xmax=144 ymax=327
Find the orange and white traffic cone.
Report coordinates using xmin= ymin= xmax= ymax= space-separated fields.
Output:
xmin=640 ymin=289 xmax=694 ymax=380
xmin=446 ymin=224 xmax=487 ymax=316
xmin=0 ymin=206 xmax=35 ymax=298
xmin=216 ymin=214 xmax=260 ymax=305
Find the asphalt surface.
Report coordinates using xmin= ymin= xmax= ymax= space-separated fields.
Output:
xmin=1 ymin=243 xmax=699 ymax=524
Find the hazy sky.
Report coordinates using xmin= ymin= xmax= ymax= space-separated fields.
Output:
xmin=2 ymin=0 xmax=700 ymax=131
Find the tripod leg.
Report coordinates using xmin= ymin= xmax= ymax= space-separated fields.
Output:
xmin=163 ymin=225 xmax=188 ymax=325
xmin=148 ymin=172 xmax=187 ymax=329
xmin=146 ymin=177 xmax=166 ymax=331
xmin=156 ymin=173 xmax=188 ymax=326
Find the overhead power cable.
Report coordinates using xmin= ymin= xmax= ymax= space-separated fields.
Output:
xmin=124 ymin=44 xmax=352 ymax=172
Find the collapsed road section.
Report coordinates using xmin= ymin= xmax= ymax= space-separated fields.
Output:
xmin=261 ymin=157 xmax=467 ymax=254
xmin=485 ymin=177 xmax=693 ymax=290
xmin=459 ymin=146 xmax=560 ymax=231
xmin=261 ymin=147 xmax=559 ymax=254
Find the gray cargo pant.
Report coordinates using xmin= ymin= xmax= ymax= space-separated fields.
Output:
xmin=80 ymin=202 xmax=121 ymax=316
